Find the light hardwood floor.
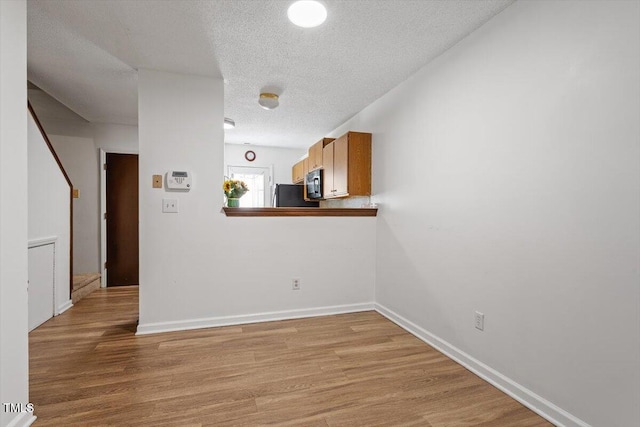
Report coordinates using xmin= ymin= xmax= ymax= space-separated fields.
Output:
xmin=29 ymin=287 xmax=551 ymax=426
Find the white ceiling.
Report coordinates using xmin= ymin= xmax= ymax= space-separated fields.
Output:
xmin=27 ymin=0 xmax=514 ymax=149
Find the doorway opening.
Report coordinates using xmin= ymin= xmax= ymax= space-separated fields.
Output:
xmin=101 ymin=151 xmax=139 ymax=287
xmin=227 ymin=165 xmax=273 ymax=207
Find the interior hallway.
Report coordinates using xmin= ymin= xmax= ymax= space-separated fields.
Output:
xmin=29 ymin=287 xmax=551 ymax=426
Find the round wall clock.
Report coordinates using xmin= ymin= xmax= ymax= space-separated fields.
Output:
xmin=244 ymin=150 xmax=256 ymax=162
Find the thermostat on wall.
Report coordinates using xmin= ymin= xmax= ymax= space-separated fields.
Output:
xmin=165 ymin=171 xmax=192 ymax=191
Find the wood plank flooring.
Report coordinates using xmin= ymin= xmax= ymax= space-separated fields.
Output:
xmin=29 ymin=287 xmax=552 ymax=426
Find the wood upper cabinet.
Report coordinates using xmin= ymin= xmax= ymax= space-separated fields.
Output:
xmin=323 ymin=131 xmax=372 ymax=199
xmin=303 ymin=157 xmax=309 ymax=199
xmin=322 ymin=143 xmax=334 ymax=198
xmin=308 ymin=138 xmax=334 ymax=171
xmin=333 ymin=135 xmax=348 ymax=195
xmin=292 ymin=159 xmax=304 ymax=184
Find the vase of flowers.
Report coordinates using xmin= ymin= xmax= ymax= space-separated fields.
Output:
xmin=223 ymin=179 xmax=249 ymax=207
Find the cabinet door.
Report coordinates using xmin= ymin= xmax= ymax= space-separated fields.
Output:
xmin=309 ymin=140 xmax=323 ymax=171
xmin=292 ymin=160 xmax=304 ymax=183
xmin=333 ymin=134 xmax=349 ymax=196
xmin=323 ymin=143 xmax=334 ymax=198
xmin=303 ymin=158 xmax=309 ymax=199
xmin=307 ymin=145 xmax=316 ymax=172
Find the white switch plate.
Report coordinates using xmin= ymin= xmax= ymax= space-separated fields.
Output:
xmin=474 ymin=311 xmax=484 ymax=331
xmin=162 ymin=199 xmax=178 ymax=213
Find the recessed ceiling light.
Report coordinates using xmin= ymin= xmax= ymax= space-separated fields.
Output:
xmin=224 ymin=117 xmax=235 ymax=129
xmin=258 ymin=93 xmax=279 ymax=110
xmin=287 ymin=1 xmax=327 ymax=28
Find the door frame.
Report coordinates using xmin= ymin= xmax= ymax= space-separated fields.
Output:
xmin=227 ymin=164 xmax=274 ymax=207
xmin=99 ymin=148 xmax=139 ymax=288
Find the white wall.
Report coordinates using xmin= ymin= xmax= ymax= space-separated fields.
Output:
xmin=224 ymin=143 xmax=306 ymax=186
xmin=49 ymin=135 xmax=98 ymax=274
xmin=330 ymin=1 xmax=639 ymax=426
xmin=0 ymin=1 xmax=34 ymax=426
xmin=92 ymin=123 xmax=138 ymax=153
xmin=137 ymin=69 xmax=375 ymax=333
xmin=36 ymin=120 xmax=138 ymax=154
xmin=32 ymin=118 xmax=93 ymax=139
xmin=28 ymin=112 xmax=72 ymax=312
xmin=39 ymin=121 xmax=138 ymax=274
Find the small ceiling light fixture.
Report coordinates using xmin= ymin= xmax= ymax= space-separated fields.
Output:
xmin=224 ymin=117 xmax=235 ymax=129
xmin=258 ymin=93 xmax=280 ymax=110
xmin=287 ymin=0 xmax=327 ymax=28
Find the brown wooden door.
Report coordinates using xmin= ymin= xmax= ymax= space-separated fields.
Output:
xmin=106 ymin=153 xmax=139 ymax=286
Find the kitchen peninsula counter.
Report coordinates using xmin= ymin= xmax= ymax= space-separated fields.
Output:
xmin=222 ymin=207 xmax=377 ymax=217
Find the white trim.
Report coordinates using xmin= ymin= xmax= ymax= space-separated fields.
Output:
xmin=136 ymin=302 xmax=375 ymax=335
xmin=5 ymin=412 xmax=37 ymax=427
xmin=227 ymin=164 xmax=274 ymax=207
xmin=56 ymin=299 xmax=73 ymax=315
xmin=27 ymin=236 xmax=57 ymax=248
xmin=99 ymin=148 xmax=106 ymax=287
xmin=374 ymin=303 xmax=590 ymax=427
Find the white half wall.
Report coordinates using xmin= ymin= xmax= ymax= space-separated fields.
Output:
xmin=138 ymin=69 xmax=375 ymax=330
xmin=0 ymin=1 xmax=35 ymax=426
xmin=27 ymin=111 xmax=71 ymax=314
xmin=330 ymin=1 xmax=639 ymax=426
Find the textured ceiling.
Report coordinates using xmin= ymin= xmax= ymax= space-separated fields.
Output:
xmin=27 ymin=0 xmax=514 ymax=148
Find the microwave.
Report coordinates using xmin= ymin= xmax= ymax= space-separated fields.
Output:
xmin=305 ymin=169 xmax=323 ymax=199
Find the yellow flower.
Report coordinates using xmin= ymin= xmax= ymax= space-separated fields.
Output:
xmin=223 ymin=179 xmax=249 ymax=198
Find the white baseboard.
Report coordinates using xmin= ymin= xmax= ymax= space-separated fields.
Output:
xmin=135 ymin=301 xmax=588 ymax=426
xmin=375 ymin=303 xmax=591 ymax=427
xmin=375 ymin=304 xmax=590 ymax=427
xmin=5 ymin=412 xmax=36 ymax=427
xmin=56 ymin=299 xmax=73 ymax=315
xmin=136 ymin=302 xmax=375 ymax=335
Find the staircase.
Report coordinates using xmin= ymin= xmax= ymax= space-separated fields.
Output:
xmin=71 ymin=273 xmax=101 ymax=303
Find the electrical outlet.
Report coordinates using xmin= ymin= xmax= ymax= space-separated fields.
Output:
xmin=292 ymin=278 xmax=300 ymax=290
xmin=474 ymin=311 xmax=484 ymax=331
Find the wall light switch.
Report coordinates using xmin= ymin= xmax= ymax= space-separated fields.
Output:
xmin=474 ymin=311 xmax=484 ymax=331
xmin=73 ymin=188 xmax=80 ymax=198
xmin=152 ymin=175 xmax=163 ymax=188
xmin=162 ymin=199 xmax=178 ymax=213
